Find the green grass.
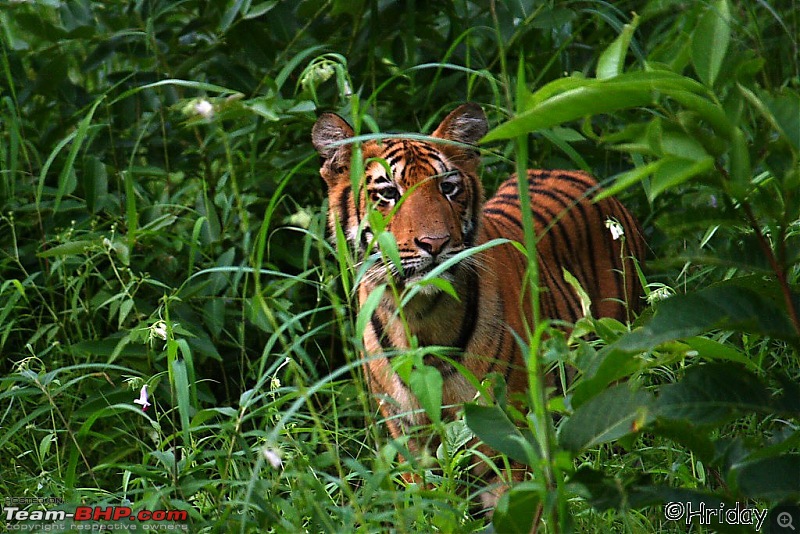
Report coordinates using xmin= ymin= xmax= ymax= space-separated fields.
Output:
xmin=1 ymin=0 xmax=799 ymax=532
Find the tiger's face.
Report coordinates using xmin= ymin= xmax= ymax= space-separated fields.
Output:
xmin=312 ymin=104 xmax=489 ymax=290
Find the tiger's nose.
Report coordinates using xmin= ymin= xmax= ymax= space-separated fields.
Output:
xmin=414 ymin=235 xmax=450 ymax=257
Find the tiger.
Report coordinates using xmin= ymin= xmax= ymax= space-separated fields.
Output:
xmin=312 ymin=102 xmax=645 ymax=508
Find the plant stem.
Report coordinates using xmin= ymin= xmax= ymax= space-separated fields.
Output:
xmin=741 ymin=201 xmax=800 ymax=338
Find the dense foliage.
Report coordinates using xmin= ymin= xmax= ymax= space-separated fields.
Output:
xmin=1 ymin=0 xmax=798 ymax=532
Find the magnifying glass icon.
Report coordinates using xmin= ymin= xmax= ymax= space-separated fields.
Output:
xmin=778 ymin=511 xmax=796 ymax=531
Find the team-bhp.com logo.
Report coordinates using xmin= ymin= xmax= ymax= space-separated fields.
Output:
xmin=4 ymin=504 xmax=188 ymax=531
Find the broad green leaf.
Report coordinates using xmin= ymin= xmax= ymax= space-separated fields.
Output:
xmin=570 ymin=347 xmax=648 ymax=408
xmin=648 ymin=156 xmax=714 ymax=201
xmin=597 ymin=14 xmax=639 ymax=79
xmin=683 ymin=336 xmax=757 ymax=370
xmin=740 ymin=88 xmax=800 ymax=153
xmin=492 ymin=482 xmax=541 ymax=534
xmin=464 ymin=403 xmax=538 ymax=465
xmin=244 ymin=1 xmax=278 ymax=20
xmin=763 ymin=91 xmax=800 ymax=152
xmin=559 ymin=384 xmax=654 ymax=451
xmin=594 ymin=160 xmax=663 ymax=200
xmin=484 ymin=71 xmax=708 ymax=142
xmin=734 ymin=454 xmax=800 ymax=500
xmin=486 ymin=85 xmax=653 ymax=142
xmin=83 ymin=156 xmax=108 ymax=213
xmin=659 ymin=131 xmax=710 ymax=161
xmin=650 ymin=419 xmax=716 ymax=463
xmin=655 ymin=363 xmax=773 ymax=425
xmin=37 ymin=240 xmax=95 ymax=258
xmin=668 ymin=89 xmax=735 ymax=136
xmin=171 ymin=344 xmax=193 ymax=450
xmin=118 ymin=299 xmax=134 ymax=329
xmin=691 ymin=0 xmax=731 ymax=86
xmin=569 ymin=472 xmax=756 ymax=532
xmin=614 ymin=280 xmax=798 ymax=352
xmin=407 ymin=364 xmax=443 ymax=425
xmin=219 ymin=0 xmax=247 ymax=33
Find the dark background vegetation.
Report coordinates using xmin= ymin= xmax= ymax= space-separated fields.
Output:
xmin=1 ymin=0 xmax=798 ymax=532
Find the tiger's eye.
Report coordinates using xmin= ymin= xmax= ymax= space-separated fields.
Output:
xmin=377 ymin=186 xmax=400 ymax=202
xmin=440 ymin=181 xmax=458 ymax=196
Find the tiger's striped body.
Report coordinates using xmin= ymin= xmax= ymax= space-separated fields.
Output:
xmin=312 ymin=103 xmax=645 ymax=499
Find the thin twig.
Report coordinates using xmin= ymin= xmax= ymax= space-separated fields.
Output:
xmin=740 ymin=201 xmax=800 ymax=337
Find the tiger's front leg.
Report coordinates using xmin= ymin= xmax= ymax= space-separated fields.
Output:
xmin=362 ymin=354 xmax=431 ymax=481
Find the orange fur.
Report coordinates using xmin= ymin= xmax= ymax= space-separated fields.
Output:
xmin=312 ymin=103 xmax=645 ymax=502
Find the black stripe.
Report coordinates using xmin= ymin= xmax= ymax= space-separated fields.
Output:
xmin=453 ymin=269 xmax=479 ymax=351
xmin=339 ymin=184 xmax=352 ymax=232
xmin=539 ymin=253 xmax=583 ymax=322
xmin=421 ymin=286 xmax=447 ymax=316
xmin=493 ymin=192 xmax=520 ymax=203
xmin=370 ymin=313 xmax=388 ymax=350
xmin=484 ymin=300 xmax=507 ymax=379
xmin=531 ymin=190 xmax=593 ymax=291
xmin=541 ymin=186 xmax=602 ymax=293
xmin=484 ymin=207 xmax=523 ymax=230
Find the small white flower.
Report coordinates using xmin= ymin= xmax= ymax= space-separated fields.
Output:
xmin=263 ymin=447 xmax=283 ymax=469
xmin=646 ymin=284 xmax=675 ymax=305
xmin=194 ymin=99 xmax=214 ymax=119
xmin=151 ymin=321 xmax=168 ymax=341
xmin=605 ymin=218 xmax=624 ymax=241
xmin=134 ymin=384 xmax=152 ymax=411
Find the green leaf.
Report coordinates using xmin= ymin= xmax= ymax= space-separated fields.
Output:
xmin=171 ymin=348 xmax=193 ymax=450
xmin=464 ymin=404 xmax=538 ymax=465
xmin=655 ymin=363 xmax=773 ymax=425
xmin=691 ymin=0 xmax=731 ymax=86
xmin=597 ymin=14 xmax=639 ymax=79
xmin=614 ymin=280 xmax=798 ymax=352
xmin=594 ymin=160 xmax=664 ymax=200
xmin=570 ymin=347 xmax=648 ymax=408
xmin=648 ymin=156 xmax=714 ymax=201
xmin=118 ymin=299 xmax=134 ymax=329
xmin=728 ymin=127 xmax=751 ymax=198
xmin=683 ymin=336 xmax=757 ymax=370
xmin=492 ymin=482 xmax=541 ymax=534
xmin=354 ymin=284 xmax=385 ymax=350
xmin=734 ymin=454 xmax=800 ymax=500
xmin=37 ymin=240 xmax=95 ymax=258
xmin=486 ymin=84 xmax=653 ymax=142
xmin=407 ymin=364 xmax=443 ymax=425
xmin=83 ymin=156 xmax=108 ymax=213
xmin=559 ymin=384 xmax=654 ymax=452
xmin=650 ymin=419 xmax=716 ymax=463
xmin=376 ymin=231 xmax=403 ymax=275
xmin=55 ymin=99 xmax=103 ymax=212
xmin=484 ymin=71 xmax=707 ymax=142
xmin=244 ymin=1 xmax=277 ymax=19
xmin=740 ymin=87 xmax=800 ymax=153
xmin=219 ymin=0 xmax=248 ymax=33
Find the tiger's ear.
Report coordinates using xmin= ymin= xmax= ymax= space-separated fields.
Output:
xmin=312 ymin=112 xmax=355 ymax=160
xmin=432 ymin=103 xmax=488 ymax=144
xmin=431 ymin=103 xmax=488 ymax=170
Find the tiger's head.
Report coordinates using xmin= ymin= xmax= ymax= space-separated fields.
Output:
xmin=312 ymin=103 xmax=489 ymax=291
